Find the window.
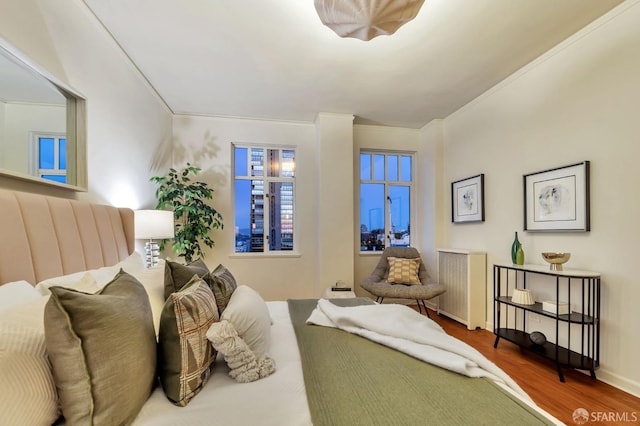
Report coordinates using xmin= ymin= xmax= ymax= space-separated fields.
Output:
xmin=234 ymin=145 xmax=295 ymax=253
xmin=360 ymin=151 xmax=413 ymax=252
xmin=31 ymin=133 xmax=67 ymax=184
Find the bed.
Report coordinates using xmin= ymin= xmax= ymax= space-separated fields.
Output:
xmin=0 ymin=188 xmax=561 ymax=425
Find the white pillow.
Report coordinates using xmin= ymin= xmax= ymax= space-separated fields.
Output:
xmin=132 ymin=259 xmax=166 ymax=336
xmin=35 ymin=272 xmax=99 ymax=296
xmin=113 ymin=251 xmax=146 ymax=277
xmin=90 ymin=252 xmax=145 ymax=288
xmin=0 ymin=296 xmax=60 ymax=425
xmin=0 ymin=281 xmax=40 ymax=313
xmin=89 ymin=265 xmax=120 ymax=288
xmin=220 ymin=285 xmax=272 ymax=358
xmin=34 ymin=252 xmax=145 ymax=295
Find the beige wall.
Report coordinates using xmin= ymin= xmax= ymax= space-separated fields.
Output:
xmin=1 ymin=104 xmax=65 ymax=174
xmin=440 ymin=1 xmax=640 ymax=396
xmin=171 ymin=115 xmax=319 ymax=300
xmin=0 ymin=0 xmax=172 ymax=208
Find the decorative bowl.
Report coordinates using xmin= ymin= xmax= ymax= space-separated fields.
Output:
xmin=541 ymin=252 xmax=571 ymax=271
xmin=512 ymin=288 xmax=535 ymax=305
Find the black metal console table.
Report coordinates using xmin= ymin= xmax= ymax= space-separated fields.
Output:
xmin=493 ymin=263 xmax=600 ymax=382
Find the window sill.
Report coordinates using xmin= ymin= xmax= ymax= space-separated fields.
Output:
xmin=359 ymin=251 xmax=384 ymax=256
xmin=229 ymin=252 xmax=302 ymax=259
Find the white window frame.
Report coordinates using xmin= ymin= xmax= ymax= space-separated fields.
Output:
xmin=29 ymin=131 xmax=67 ymax=181
xmin=359 ymin=150 xmax=415 ymax=254
xmin=232 ymin=143 xmax=297 ymax=255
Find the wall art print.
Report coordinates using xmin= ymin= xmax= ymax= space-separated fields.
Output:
xmin=524 ymin=161 xmax=590 ymax=232
xmin=451 ymin=174 xmax=484 ymax=223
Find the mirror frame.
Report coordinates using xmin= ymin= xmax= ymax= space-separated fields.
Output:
xmin=0 ymin=37 xmax=87 ymax=191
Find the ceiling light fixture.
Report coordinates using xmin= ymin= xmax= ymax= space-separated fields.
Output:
xmin=314 ymin=0 xmax=425 ymax=41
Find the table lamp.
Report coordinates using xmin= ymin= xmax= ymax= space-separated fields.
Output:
xmin=134 ymin=210 xmax=175 ymax=267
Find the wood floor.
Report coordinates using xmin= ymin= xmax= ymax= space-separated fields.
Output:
xmin=418 ymin=307 xmax=640 ymax=425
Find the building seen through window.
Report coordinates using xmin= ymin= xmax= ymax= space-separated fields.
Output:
xmin=234 ymin=145 xmax=295 ymax=253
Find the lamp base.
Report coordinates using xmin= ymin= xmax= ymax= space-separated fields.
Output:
xmin=144 ymin=240 xmax=161 ymax=268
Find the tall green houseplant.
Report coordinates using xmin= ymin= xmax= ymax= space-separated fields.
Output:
xmin=151 ymin=163 xmax=223 ymax=263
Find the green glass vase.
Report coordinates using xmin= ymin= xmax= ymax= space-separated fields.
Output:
xmin=516 ymin=244 xmax=525 ymax=265
xmin=511 ymin=232 xmax=521 ymax=264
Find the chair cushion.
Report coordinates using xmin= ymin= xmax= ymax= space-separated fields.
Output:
xmin=387 ymin=257 xmax=421 ymax=285
xmin=361 ymin=281 xmax=446 ymax=300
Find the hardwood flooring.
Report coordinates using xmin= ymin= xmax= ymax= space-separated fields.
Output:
xmin=420 ymin=307 xmax=640 ymax=425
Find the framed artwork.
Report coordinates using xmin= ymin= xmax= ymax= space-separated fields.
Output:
xmin=451 ymin=174 xmax=485 ymax=223
xmin=524 ymin=161 xmax=590 ymax=232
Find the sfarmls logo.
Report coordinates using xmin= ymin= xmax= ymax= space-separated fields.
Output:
xmin=572 ymin=408 xmax=638 ymax=424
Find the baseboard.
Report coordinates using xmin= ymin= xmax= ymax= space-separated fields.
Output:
xmin=596 ymin=369 xmax=640 ymax=399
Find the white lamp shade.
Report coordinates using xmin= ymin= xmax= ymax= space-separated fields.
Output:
xmin=134 ymin=210 xmax=175 ymax=240
xmin=314 ymin=0 xmax=425 ymax=41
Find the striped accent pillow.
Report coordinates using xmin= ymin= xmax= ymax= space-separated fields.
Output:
xmin=0 ymin=297 xmax=59 ymax=426
xmin=158 ymin=275 xmax=220 ymax=406
xmin=206 ymin=264 xmax=238 ymax=315
xmin=387 ymin=257 xmax=422 ymax=285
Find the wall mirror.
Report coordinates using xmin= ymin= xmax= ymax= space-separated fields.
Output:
xmin=0 ymin=37 xmax=86 ymax=190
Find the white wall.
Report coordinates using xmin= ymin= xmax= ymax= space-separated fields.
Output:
xmin=0 ymin=0 xmax=172 ymax=207
xmin=0 ymin=102 xmax=5 ymax=168
xmin=440 ymin=1 xmax=640 ymax=396
xmin=316 ymin=113 xmax=355 ymax=294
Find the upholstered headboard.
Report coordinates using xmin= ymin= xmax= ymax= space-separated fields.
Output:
xmin=0 ymin=189 xmax=134 ymax=285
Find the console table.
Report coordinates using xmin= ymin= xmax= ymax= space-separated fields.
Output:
xmin=493 ymin=263 xmax=600 ymax=382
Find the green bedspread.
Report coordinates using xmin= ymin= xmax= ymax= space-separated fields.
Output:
xmin=288 ymin=298 xmax=555 ymax=426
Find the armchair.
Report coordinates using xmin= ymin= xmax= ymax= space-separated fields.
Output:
xmin=360 ymin=247 xmax=446 ymax=317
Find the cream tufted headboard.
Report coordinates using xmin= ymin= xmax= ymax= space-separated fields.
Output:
xmin=0 ymin=189 xmax=134 ymax=285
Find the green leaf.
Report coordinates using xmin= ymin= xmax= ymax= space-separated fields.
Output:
xmin=150 ymin=165 xmax=223 ymax=261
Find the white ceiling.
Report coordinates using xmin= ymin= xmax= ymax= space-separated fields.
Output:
xmin=82 ymin=0 xmax=623 ymax=128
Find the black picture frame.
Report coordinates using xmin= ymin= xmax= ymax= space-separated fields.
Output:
xmin=451 ymin=174 xmax=485 ymax=223
xmin=523 ymin=161 xmax=590 ymax=232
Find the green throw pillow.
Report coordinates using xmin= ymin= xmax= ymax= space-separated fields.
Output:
xmin=158 ymin=275 xmax=219 ymax=406
xmin=163 ymin=259 xmax=210 ymax=300
xmin=44 ymin=270 xmax=156 ymax=425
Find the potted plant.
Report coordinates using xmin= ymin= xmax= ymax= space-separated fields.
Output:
xmin=151 ymin=163 xmax=223 ymax=262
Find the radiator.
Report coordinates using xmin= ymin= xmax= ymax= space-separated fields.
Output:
xmin=437 ymin=249 xmax=487 ymax=330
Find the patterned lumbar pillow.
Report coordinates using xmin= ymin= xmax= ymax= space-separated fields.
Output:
xmin=158 ymin=275 xmax=219 ymax=406
xmin=387 ymin=257 xmax=422 ymax=285
xmin=44 ymin=270 xmax=157 ymax=425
